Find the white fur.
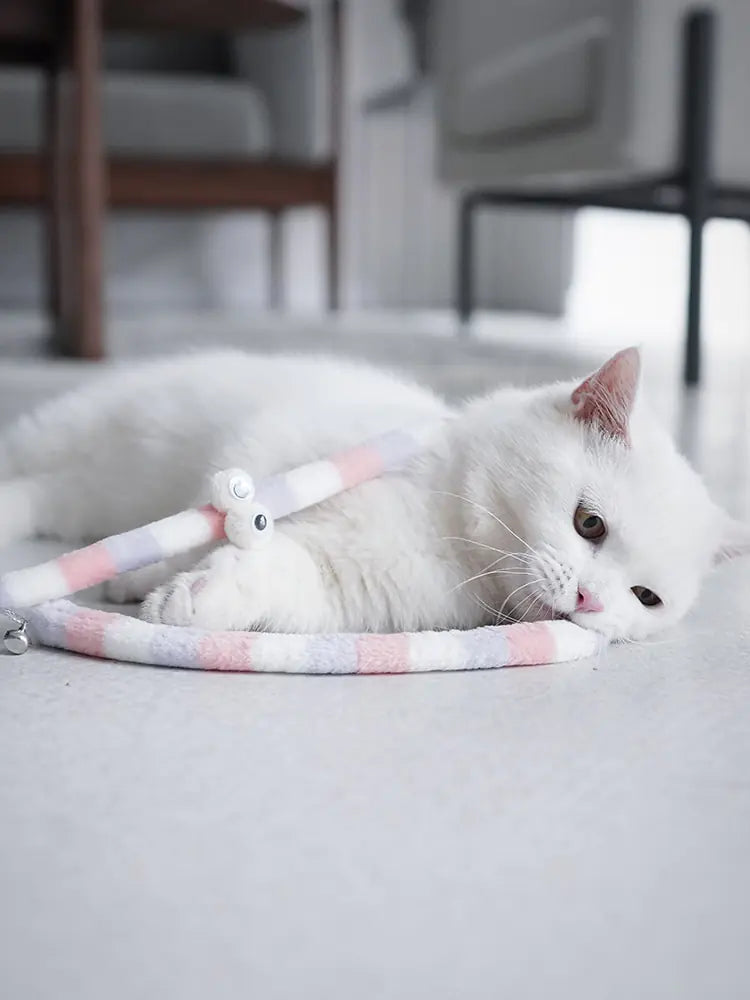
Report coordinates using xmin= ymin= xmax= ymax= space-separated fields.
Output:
xmin=0 ymin=348 xmax=746 ymax=642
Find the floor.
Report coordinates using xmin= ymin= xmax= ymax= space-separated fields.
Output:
xmin=1 ymin=312 xmax=749 ymax=1000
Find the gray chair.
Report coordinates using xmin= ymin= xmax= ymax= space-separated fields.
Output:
xmin=433 ymin=0 xmax=750 ymax=384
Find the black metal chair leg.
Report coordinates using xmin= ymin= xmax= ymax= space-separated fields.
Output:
xmin=268 ymin=210 xmax=283 ymax=310
xmin=685 ymin=215 xmax=705 ymax=386
xmin=682 ymin=10 xmax=715 ymax=386
xmin=457 ymin=193 xmax=476 ymax=326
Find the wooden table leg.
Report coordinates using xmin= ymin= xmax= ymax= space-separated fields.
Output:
xmin=268 ymin=209 xmax=283 ymax=309
xmin=328 ymin=0 xmax=341 ymax=311
xmin=327 ymin=193 xmax=338 ymax=311
xmin=49 ymin=0 xmax=105 ymax=359
xmin=44 ymin=41 xmax=62 ymax=344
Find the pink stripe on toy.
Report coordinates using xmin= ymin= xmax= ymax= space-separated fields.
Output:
xmin=64 ymin=606 xmax=113 ymax=658
xmin=197 ymin=504 xmax=229 ymax=541
xmin=57 ymin=542 xmax=117 ymax=592
xmin=357 ymin=633 xmax=411 ymax=674
xmin=332 ymin=444 xmax=385 ymax=490
xmin=198 ymin=631 xmax=258 ymax=672
xmin=504 ymin=621 xmax=558 ymax=666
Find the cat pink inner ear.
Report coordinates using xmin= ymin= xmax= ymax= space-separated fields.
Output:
xmin=571 ymin=347 xmax=641 ymax=443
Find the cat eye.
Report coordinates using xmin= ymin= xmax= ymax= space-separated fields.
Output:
xmin=574 ymin=505 xmax=607 ymax=542
xmin=631 ymin=586 xmax=662 ymax=608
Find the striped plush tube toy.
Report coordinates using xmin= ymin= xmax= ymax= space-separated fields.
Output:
xmin=0 ymin=423 xmax=604 ymax=674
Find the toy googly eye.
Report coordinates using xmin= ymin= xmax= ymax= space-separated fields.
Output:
xmin=224 ymin=503 xmax=274 ymax=550
xmin=229 ymin=475 xmax=252 ymax=501
xmin=210 ymin=468 xmax=255 ymax=513
xmin=248 ymin=504 xmax=273 ymax=546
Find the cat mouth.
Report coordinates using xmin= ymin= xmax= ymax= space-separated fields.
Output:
xmin=533 ymin=602 xmax=610 ymax=636
xmin=548 ymin=604 xmax=611 ymax=638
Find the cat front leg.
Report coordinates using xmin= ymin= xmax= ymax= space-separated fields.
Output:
xmin=139 ymin=532 xmax=337 ymax=633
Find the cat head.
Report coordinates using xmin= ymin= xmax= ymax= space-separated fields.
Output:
xmin=458 ymin=347 xmax=750 ymax=640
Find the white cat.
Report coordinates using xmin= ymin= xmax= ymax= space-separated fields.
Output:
xmin=0 ymin=346 xmax=746 ymax=641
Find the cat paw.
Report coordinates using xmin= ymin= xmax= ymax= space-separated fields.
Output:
xmin=140 ymin=556 xmax=252 ymax=631
xmin=140 ymin=572 xmax=212 ymax=627
xmin=138 ymin=537 xmax=317 ymax=633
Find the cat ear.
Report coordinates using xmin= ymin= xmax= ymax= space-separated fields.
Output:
xmin=570 ymin=347 xmax=641 ymax=443
xmin=714 ymin=516 xmax=750 ymax=565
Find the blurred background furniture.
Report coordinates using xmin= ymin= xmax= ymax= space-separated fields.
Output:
xmin=0 ymin=0 xmax=338 ymax=358
xmin=434 ymin=0 xmax=750 ymax=385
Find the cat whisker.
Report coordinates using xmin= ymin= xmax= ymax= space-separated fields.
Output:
xmin=450 ymin=543 xmax=535 ymax=597
xmin=449 ymin=555 xmax=508 ymax=594
xmin=515 ymin=589 xmax=550 ymax=622
xmin=432 ymin=490 xmax=539 ymax=558
xmin=442 ymin=535 xmax=531 ymax=556
xmin=450 ymin=566 xmax=535 ymax=595
xmin=470 ymin=591 xmax=517 ymax=626
xmin=441 ymin=535 xmax=534 ymax=566
xmin=497 ymin=578 xmax=546 ymax=621
xmin=517 ymin=590 xmax=546 ymax=620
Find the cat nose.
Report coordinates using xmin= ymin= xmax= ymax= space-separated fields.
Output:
xmin=576 ymin=587 xmax=604 ymax=613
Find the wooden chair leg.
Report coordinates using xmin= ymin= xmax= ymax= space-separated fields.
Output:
xmin=328 ymin=0 xmax=341 ymax=311
xmin=52 ymin=0 xmax=106 ymax=359
xmin=268 ymin=210 xmax=283 ymax=309
xmin=327 ymin=198 xmax=338 ymax=311
xmin=43 ymin=44 xmax=62 ymax=345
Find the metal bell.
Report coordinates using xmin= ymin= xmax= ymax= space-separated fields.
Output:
xmin=4 ymin=623 xmax=29 ymax=655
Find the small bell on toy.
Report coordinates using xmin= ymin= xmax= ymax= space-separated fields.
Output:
xmin=210 ymin=467 xmax=275 ymax=550
xmin=1 ymin=609 xmax=29 ymax=655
